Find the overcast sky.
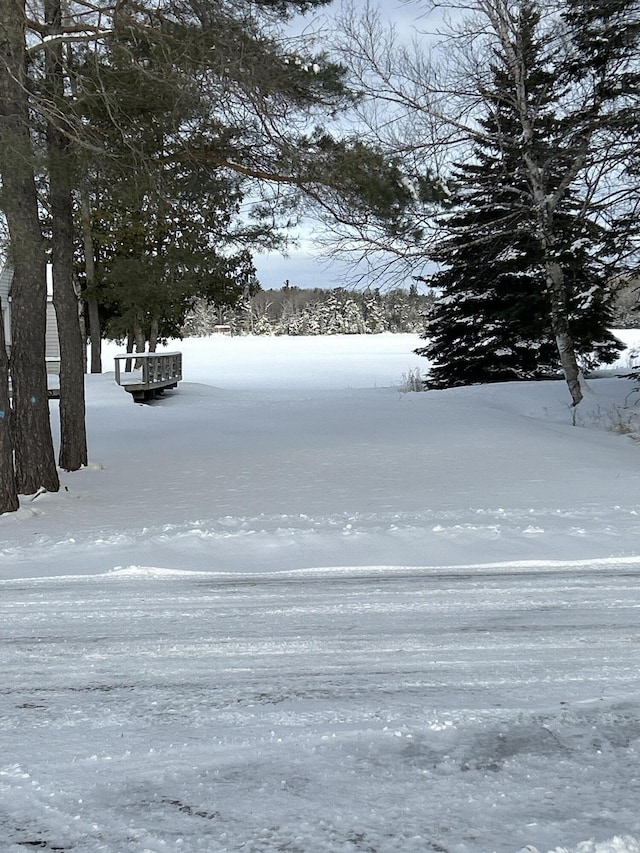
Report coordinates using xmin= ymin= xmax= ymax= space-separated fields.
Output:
xmin=252 ymin=0 xmax=437 ymax=291
xmin=253 ymin=247 xmax=349 ymax=291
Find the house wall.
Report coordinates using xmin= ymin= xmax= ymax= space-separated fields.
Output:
xmin=0 ymin=262 xmax=12 ymax=352
xmin=0 ymin=261 xmax=61 ymax=373
xmin=46 ymin=302 xmax=61 ymax=374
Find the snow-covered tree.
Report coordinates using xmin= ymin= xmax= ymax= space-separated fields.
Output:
xmin=362 ymin=291 xmax=388 ymax=334
xmin=183 ymin=285 xmax=434 ymax=336
xmin=334 ymin=0 xmax=640 ymax=404
xmin=418 ymin=3 xmax=621 ymax=388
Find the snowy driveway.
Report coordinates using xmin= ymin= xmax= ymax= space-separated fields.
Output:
xmin=2 ymin=562 xmax=639 ymax=853
xmin=3 ymin=334 xmax=640 ymax=852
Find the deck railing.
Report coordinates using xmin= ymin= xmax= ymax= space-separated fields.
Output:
xmin=114 ymin=351 xmax=182 ymax=401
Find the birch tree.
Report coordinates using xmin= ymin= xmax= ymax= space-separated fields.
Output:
xmin=334 ymin=0 xmax=640 ymax=405
xmin=474 ymin=0 xmax=636 ymax=404
xmin=417 ymin=2 xmax=622 ymax=388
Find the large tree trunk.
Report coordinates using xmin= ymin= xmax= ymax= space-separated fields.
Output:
xmin=0 ymin=0 xmax=59 ymax=495
xmin=0 ymin=296 xmax=18 ymax=514
xmin=46 ymin=0 xmax=88 ymax=471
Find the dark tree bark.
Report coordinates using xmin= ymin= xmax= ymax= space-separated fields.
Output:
xmin=80 ymin=189 xmax=102 ymax=373
xmin=0 ymin=0 xmax=59 ymax=495
xmin=45 ymin=0 xmax=88 ymax=470
xmin=0 ymin=296 xmax=18 ymax=514
xmin=149 ymin=318 xmax=159 ymax=353
xmin=86 ymin=293 xmax=102 ymax=373
xmin=134 ymin=321 xmax=146 ymax=367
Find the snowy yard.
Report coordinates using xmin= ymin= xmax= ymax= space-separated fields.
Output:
xmin=2 ymin=333 xmax=640 ymax=853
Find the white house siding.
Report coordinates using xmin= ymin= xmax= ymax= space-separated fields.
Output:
xmin=0 ymin=260 xmax=61 ymax=372
xmin=0 ymin=262 xmax=12 ymax=352
xmin=46 ymin=301 xmax=61 ymax=374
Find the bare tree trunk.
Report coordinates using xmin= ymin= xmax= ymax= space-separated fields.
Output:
xmin=125 ymin=330 xmax=134 ymax=372
xmin=0 ymin=0 xmax=59 ymax=495
xmin=45 ymin=0 xmax=88 ymax=471
xmin=149 ymin=317 xmax=159 ymax=352
xmin=73 ymin=274 xmax=88 ymax=375
xmin=51 ymin=203 xmax=89 ymax=470
xmin=134 ymin=321 xmax=146 ymax=368
xmin=86 ymin=294 xmax=102 ymax=372
xmin=135 ymin=323 xmax=146 ymax=354
xmin=79 ymin=187 xmax=102 ymax=373
xmin=76 ymin=277 xmax=88 ymax=374
xmin=531 ymin=196 xmax=584 ymax=407
xmin=0 ymin=296 xmax=18 ymax=514
xmin=546 ymin=260 xmax=583 ymax=407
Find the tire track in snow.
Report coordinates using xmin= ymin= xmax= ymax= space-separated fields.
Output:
xmin=1 ymin=566 xmax=640 ymax=852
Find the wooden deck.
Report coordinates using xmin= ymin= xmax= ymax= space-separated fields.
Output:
xmin=114 ymin=352 xmax=182 ymax=402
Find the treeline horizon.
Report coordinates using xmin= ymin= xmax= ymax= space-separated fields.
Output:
xmin=182 ymin=283 xmax=436 ymax=337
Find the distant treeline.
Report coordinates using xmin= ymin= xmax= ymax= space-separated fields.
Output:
xmin=183 ymin=284 xmax=436 ymax=336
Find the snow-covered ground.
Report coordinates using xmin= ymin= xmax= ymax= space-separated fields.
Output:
xmin=2 ymin=332 xmax=640 ymax=853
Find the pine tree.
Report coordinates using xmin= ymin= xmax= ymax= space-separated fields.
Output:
xmin=418 ymin=2 xmax=621 ymax=389
xmin=562 ymin=0 xmax=640 ymax=265
xmin=1 ymin=0 xmax=355 ymax=508
xmin=0 ymin=0 xmax=59 ymax=496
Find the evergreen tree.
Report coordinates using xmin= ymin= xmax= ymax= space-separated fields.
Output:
xmin=4 ymin=0 xmax=391 ymax=512
xmin=335 ymin=0 xmax=640 ymax=404
xmin=68 ymin=3 xmax=343 ymax=352
xmin=562 ymin=0 xmax=640 ymax=266
xmin=183 ymin=284 xmax=434 ymax=336
xmin=363 ymin=291 xmax=388 ymax=334
xmin=83 ymin=158 xmax=257 ymax=347
xmin=417 ymin=2 xmax=621 ymax=389
xmin=0 ymin=0 xmax=59 ymax=496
